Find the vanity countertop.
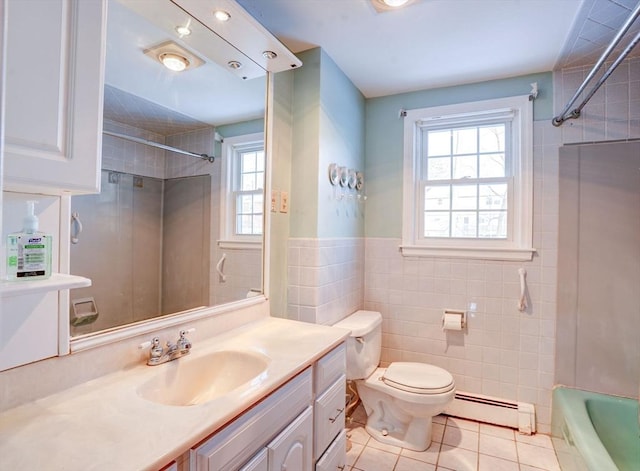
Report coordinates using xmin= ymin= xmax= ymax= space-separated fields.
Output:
xmin=0 ymin=317 xmax=349 ymax=471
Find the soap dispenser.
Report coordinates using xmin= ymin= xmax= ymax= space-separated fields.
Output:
xmin=6 ymin=201 xmax=53 ymax=280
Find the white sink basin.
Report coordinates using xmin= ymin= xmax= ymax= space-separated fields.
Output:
xmin=137 ymin=350 xmax=270 ymax=406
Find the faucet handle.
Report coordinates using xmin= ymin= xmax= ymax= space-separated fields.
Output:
xmin=177 ymin=328 xmax=195 ymax=352
xmin=180 ymin=328 xmax=196 ymax=337
xmin=139 ymin=337 xmax=163 ymax=360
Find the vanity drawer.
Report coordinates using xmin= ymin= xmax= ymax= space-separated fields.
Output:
xmin=314 ymin=343 xmax=346 ymax=394
xmin=316 ymin=429 xmax=346 ymax=471
xmin=314 ymin=374 xmax=346 ymax=459
xmin=191 ymin=368 xmax=312 ymax=471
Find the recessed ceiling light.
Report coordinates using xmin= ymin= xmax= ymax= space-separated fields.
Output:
xmin=175 ymin=25 xmax=191 ymax=36
xmin=159 ymin=53 xmax=189 ymax=72
xmin=262 ymin=50 xmax=277 ymax=60
xmin=214 ymin=10 xmax=231 ymax=22
xmin=371 ymin=0 xmax=414 ymax=12
xmin=143 ymin=41 xmax=204 ymax=73
xmin=227 ymin=60 xmax=243 ymax=70
xmin=383 ymin=0 xmax=410 ymax=5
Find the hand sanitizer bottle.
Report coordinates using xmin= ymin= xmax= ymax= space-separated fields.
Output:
xmin=6 ymin=201 xmax=53 ymax=280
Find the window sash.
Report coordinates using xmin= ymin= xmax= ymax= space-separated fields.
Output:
xmin=418 ymin=177 xmax=513 ymax=241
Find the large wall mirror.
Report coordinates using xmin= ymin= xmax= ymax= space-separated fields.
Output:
xmin=69 ymin=0 xmax=267 ymax=338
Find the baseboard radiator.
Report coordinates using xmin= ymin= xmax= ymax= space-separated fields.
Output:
xmin=444 ymin=391 xmax=536 ymax=435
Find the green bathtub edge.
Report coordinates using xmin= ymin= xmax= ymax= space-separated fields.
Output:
xmin=551 ymin=386 xmax=638 ymax=471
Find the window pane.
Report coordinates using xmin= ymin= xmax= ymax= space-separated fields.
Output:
xmin=253 ymin=194 xmax=263 ymax=213
xmin=479 ymin=153 xmax=506 ymax=178
xmin=241 ymin=173 xmax=256 ymax=191
xmin=427 ymin=157 xmax=451 ymax=180
xmin=253 ymin=215 xmax=263 ymax=234
xmin=479 ymin=183 xmax=507 ymax=210
xmin=237 ymin=194 xmax=251 ymax=213
xmin=452 ymin=155 xmax=477 ymax=179
xmin=452 ymin=184 xmax=477 ymax=210
xmin=424 ymin=185 xmax=450 ymax=210
xmin=256 ymin=151 xmax=265 ymax=171
xmin=427 ymin=130 xmax=450 ymax=156
xmin=236 ymin=215 xmax=252 ymax=234
xmin=452 ymin=128 xmax=477 ymax=155
xmin=424 ymin=212 xmax=450 ymax=237
xmin=451 ymin=211 xmax=477 ymax=238
xmin=242 ymin=152 xmax=256 ymax=172
xmin=479 ymin=125 xmax=505 ymax=152
xmin=255 ymin=171 xmax=264 ymax=190
xmin=478 ymin=211 xmax=507 ymax=238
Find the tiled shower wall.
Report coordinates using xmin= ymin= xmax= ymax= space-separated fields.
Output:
xmin=287 ymin=238 xmax=365 ymax=326
xmin=100 ymin=122 xmax=260 ymax=307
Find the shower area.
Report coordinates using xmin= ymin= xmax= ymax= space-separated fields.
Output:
xmin=553 ymin=140 xmax=640 ymax=470
xmin=69 ymin=170 xmax=211 ymax=335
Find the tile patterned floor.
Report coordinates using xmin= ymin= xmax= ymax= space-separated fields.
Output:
xmin=346 ymin=405 xmax=561 ymax=471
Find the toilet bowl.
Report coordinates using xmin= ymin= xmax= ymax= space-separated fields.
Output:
xmin=334 ymin=310 xmax=455 ymax=451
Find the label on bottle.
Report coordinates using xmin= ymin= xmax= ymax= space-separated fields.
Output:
xmin=6 ymin=234 xmax=51 ymax=280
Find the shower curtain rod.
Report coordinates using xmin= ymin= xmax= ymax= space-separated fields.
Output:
xmin=552 ymin=3 xmax=640 ymax=127
xmin=103 ymin=130 xmax=216 ymax=163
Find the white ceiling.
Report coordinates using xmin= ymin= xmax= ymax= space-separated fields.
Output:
xmin=105 ymin=0 xmax=640 ymax=135
xmin=237 ymin=0 xmax=640 ymax=98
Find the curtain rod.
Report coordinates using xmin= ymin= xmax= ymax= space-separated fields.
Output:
xmin=552 ymin=3 xmax=640 ymax=127
xmin=103 ymin=130 xmax=216 ymax=163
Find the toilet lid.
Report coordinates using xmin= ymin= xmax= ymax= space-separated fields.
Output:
xmin=381 ymin=362 xmax=455 ymax=394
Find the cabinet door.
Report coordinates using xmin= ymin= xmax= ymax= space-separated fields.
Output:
xmin=268 ymin=406 xmax=313 ymax=471
xmin=4 ymin=0 xmax=106 ymax=195
xmin=239 ymin=449 xmax=268 ymax=471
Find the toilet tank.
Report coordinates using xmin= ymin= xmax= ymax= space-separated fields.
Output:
xmin=333 ymin=310 xmax=382 ymax=380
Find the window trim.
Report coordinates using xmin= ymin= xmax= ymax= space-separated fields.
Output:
xmin=219 ymin=132 xmax=265 ymax=250
xmin=401 ymin=95 xmax=535 ymax=261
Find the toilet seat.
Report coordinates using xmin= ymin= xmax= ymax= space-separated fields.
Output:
xmin=381 ymin=362 xmax=454 ymax=395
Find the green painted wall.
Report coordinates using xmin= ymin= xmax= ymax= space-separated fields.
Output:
xmin=290 ymin=48 xmax=366 ymax=238
xmin=364 ymin=72 xmax=553 ymax=238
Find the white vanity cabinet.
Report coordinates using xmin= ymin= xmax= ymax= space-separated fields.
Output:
xmin=186 ymin=343 xmax=346 ymax=471
xmin=3 ymin=0 xmax=106 ymax=195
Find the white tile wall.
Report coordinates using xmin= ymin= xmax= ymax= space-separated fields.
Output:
xmin=287 ymin=238 xmax=364 ymax=325
xmin=102 ymin=119 xmax=166 ymax=179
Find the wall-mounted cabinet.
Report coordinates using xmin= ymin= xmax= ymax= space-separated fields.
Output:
xmin=3 ymin=0 xmax=106 ymax=195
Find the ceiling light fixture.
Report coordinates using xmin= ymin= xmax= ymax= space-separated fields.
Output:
xmin=175 ymin=25 xmax=191 ymax=36
xmin=227 ymin=60 xmax=243 ymax=70
xmin=371 ymin=0 xmax=414 ymax=12
xmin=213 ymin=10 xmax=231 ymax=22
xmin=262 ymin=50 xmax=277 ymax=60
xmin=159 ymin=53 xmax=189 ymax=72
xmin=143 ymin=41 xmax=204 ymax=73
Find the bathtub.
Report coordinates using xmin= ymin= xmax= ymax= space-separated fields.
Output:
xmin=551 ymin=387 xmax=640 ymax=471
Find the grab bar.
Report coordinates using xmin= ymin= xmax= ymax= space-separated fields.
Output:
xmin=518 ymin=268 xmax=528 ymax=312
xmin=71 ymin=212 xmax=83 ymax=244
xmin=216 ymin=253 xmax=227 ymax=282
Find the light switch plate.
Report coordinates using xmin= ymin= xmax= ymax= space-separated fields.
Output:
xmin=280 ymin=191 xmax=289 ymax=213
xmin=271 ymin=190 xmax=279 ymax=212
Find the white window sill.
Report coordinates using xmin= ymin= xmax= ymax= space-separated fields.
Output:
xmin=218 ymin=240 xmax=262 ymax=250
xmin=399 ymin=244 xmax=536 ymax=261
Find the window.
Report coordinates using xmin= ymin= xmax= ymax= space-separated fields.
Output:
xmin=220 ymin=132 xmax=265 ymax=248
xmin=401 ymin=96 xmax=535 ymax=260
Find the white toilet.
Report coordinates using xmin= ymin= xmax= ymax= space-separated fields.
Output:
xmin=334 ymin=310 xmax=455 ymax=451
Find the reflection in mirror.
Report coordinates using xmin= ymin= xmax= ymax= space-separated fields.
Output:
xmin=70 ymin=0 xmax=266 ymax=337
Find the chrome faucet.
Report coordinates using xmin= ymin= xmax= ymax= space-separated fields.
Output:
xmin=139 ymin=328 xmax=195 ymax=366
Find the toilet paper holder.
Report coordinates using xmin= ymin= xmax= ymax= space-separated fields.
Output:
xmin=442 ymin=309 xmax=466 ymax=331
